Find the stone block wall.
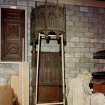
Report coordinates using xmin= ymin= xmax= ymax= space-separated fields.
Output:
xmin=65 ymin=5 xmax=105 ymax=79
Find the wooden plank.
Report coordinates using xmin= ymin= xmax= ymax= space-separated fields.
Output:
xmin=22 ymin=62 xmax=29 ymax=105
xmin=10 ymin=75 xmax=19 ymax=100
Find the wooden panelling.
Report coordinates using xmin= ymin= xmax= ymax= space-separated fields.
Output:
xmin=32 ymin=52 xmax=63 ymax=103
xmin=38 ymin=52 xmax=62 ymax=86
xmin=1 ymin=8 xmax=25 ymax=61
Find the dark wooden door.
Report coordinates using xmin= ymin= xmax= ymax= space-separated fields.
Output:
xmin=32 ymin=52 xmax=63 ymax=103
xmin=1 ymin=8 xmax=25 ymax=61
xmin=38 ymin=52 xmax=63 ymax=103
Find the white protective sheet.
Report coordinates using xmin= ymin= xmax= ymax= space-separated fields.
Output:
xmin=67 ymin=71 xmax=105 ymax=105
xmin=66 ymin=71 xmax=92 ymax=105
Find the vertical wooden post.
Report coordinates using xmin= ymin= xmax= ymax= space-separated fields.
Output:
xmin=35 ymin=33 xmax=41 ymax=105
xmin=61 ymin=35 xmax=65 ymax=105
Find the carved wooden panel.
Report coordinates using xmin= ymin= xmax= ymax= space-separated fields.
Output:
xmin=31 ymin=4 xmax=66 ymax=45
xmin=1 ymin=8 xmax=25 ymax=61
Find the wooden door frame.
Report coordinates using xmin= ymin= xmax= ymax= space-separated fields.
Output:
xmin=0 ymin=5 xmax=31 ymax=61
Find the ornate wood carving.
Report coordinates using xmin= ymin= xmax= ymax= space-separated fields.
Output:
xmin=31 ymin=3 xmax=66 ymax=44
xmin=1 ymin=8 xmax=25 ymax=61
